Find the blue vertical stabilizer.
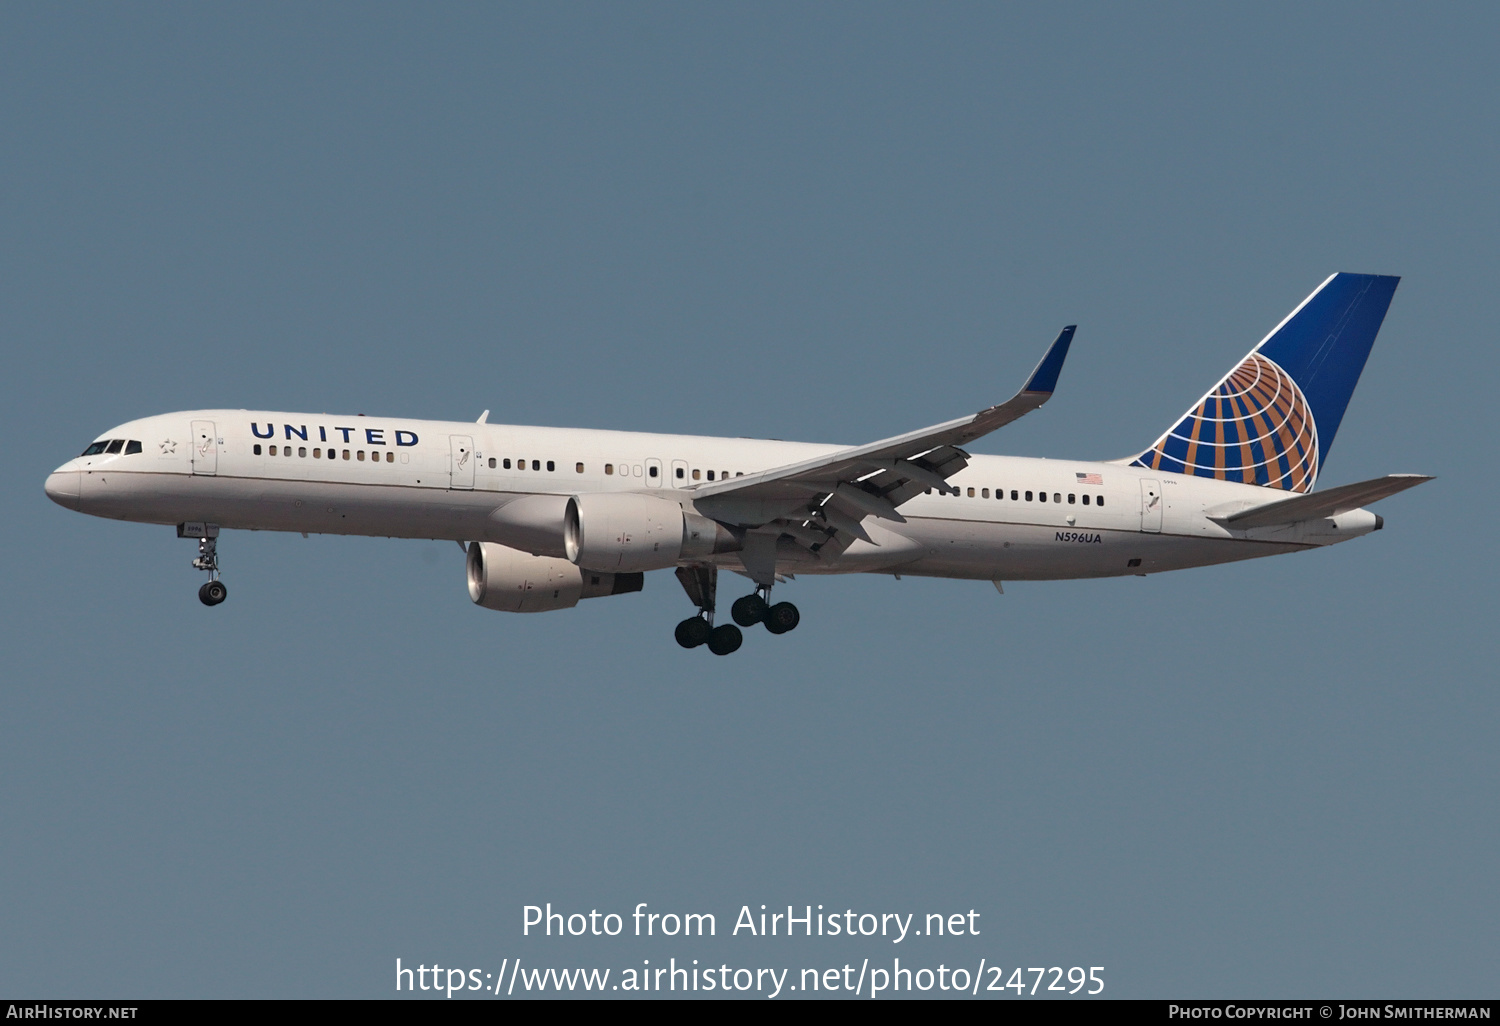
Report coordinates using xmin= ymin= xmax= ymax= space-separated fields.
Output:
xmin=1130 ymin=273 xmax=1399 ymax=491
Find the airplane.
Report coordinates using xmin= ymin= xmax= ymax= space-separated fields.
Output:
xmin=45 ymin=272 xmax=1430 ymax=655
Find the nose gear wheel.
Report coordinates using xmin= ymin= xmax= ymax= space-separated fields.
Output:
xmin=180 ymin=523 xmax=227 ymax=606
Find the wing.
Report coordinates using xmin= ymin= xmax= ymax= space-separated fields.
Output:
xmin=691 ymin=326 xmax=1076 ymax=552
xmin=1208 ymin=473 xmax=1432 ymax=529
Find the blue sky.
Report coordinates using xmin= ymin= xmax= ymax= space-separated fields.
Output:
xmin=2 ymin=3 xmax=1495 ymax=997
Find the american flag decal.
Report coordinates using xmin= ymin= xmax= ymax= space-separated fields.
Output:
xmin=1076 ymin=473 xmax=1102 ymax=485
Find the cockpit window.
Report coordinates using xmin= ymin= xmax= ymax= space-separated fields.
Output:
xmin=125 ymin=440 xmax=142 ymax=454
xmin=105 ymin=439 xmax=124 ymax=454
xmin=81 ymin=441 xmax=111 ymax=456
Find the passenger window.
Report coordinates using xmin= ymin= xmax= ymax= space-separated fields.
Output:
xmin=105 ymin=440 xmax=124 ymax=454
xmin=269 ymin=445 xmax=278 ymax=456
xmin=1067 ymin=493 xmax=1075 ymax=504
xmin=253 ymin=444 xmax=262 ymax=455
xmin=533 ymin=460 xmax=540 ymax=471
xmin=1039 ymin=491 xmax=1047 ymax=502
xmin=982 ymin=488 xmax=989 ymax=498
xmin=1082 ymin=494 xmax=1090 ymax=505
xmin=81 ymin=442 xmax=110 ymax=456
xmin=692 ymin=469 xmax=701 ymax=480
xmin=736 ymin=472 xmax=743 ymax=477
xmin=675 ymin=467 xmax=684 ymax=479
xmin=505 ymin=459 xmax=512 ymax=469
xmin=1011 ymin=490 xmax=1018 ymax=500
xmin=1097 ymin=495 xmax=1105 ymax=507
xmin=649 ymin=466 xmax=658 ymax=478
xmin=547 ymin=461 xmax=555 ymax=471
xmin=342 ymin=450 xmax=350 ymax=460
xmin=488 ymin=458 xmax=496 ymax=469
xmin=707 ymin=470 xmax=715 ymax=481
xmin=299 ymin=447 xmax=307 ymax=457
xmin=126 ymin=440 xmax=142 ymax=454
xmin=1025 ymin=491 xmax=1033 ymax=501
xmin=358 ymin=451 xmax=365 ymax=461
xmin=576 ymin=462 xmax=584 ymax=473
xmin=924 ymin=488 xmax=932 ymax=495
xmin=966 ymin=487 xmax=974 ymax=497
xmin=1054 ymin=493 xmax=1061 ymax=503
xmin=386 ymin=452 xmax=394 ymax=463
xmin=604 ymin=463 xmax=613 ymax=475
xmin=517 ymin=459 xmax=525 ymax=470
xmin=285 ymin=447 xmax=293 ymax=457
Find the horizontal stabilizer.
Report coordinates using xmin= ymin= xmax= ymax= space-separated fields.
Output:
xmin=1210 ymin=474 xmax=1432 ymax=528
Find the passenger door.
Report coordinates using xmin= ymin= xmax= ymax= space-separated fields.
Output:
xmin=190 ymin=420 xmax=218 ymax=476
xmin=1140 ymin=478 xmax=1162 ymax=533
xmin=450 ymin=435 xmax=475 ymax=490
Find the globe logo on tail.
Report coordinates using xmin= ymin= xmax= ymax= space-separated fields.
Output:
xmin=1132 ymin=352 xmax=1318 ymax=492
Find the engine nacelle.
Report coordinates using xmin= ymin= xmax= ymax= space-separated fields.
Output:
xmin=564 ymin=493 xmax=739 ymax=572
xmin=484 ymin=494 xmax=571 ymax=558
xmin=466 ymin=541 xmax=642 ymax=613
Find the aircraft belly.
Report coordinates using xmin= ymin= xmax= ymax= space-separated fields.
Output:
xmin=887 ymin=516 xmax=1307 ymax=581
xmin=79 ymin=472 xmax=513 ymax=541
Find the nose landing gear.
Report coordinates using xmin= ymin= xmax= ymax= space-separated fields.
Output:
xmin=179 ymin=522 xmax=227 ymax=606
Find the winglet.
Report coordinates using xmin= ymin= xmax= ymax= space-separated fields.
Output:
xmin=948 ymin=325 xmax=1079 ymax=445
xmin=476 ymin=409 xmax=490 ymax=424
xmin=1023 ymin=325 xmax=1076 ymax=394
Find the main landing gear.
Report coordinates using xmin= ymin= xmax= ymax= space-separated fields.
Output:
xmin=179 ymin=522 xmax=227 ymax=606
xmin=674 ymin=567 xmax=798 ymax=655
xmin=731 ymin=589 xmax=800 ymax=635
xmin=673 ymin=565 xmax=741 ymax=655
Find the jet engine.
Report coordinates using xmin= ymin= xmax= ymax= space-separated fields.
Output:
xmin=564 ymin=493 xmax=739 ymax=572
xmin=466 ymin=541 xmax=642 ymax=613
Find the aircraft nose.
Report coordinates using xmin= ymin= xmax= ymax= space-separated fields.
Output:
xmin=45 ymin=470 xmax=81 ymax=511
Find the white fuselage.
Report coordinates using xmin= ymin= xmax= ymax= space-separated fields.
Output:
xmin=45 ymin=409 xmax=1382 ymax=583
